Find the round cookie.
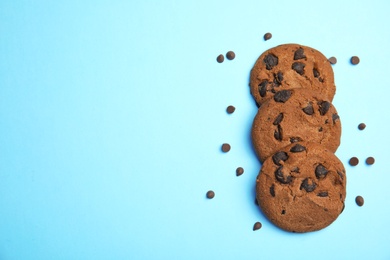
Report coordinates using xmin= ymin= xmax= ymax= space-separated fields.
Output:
xmin=251 ymin=88 xmax=341 ymax=162
xmin=250 ymin=44 xmax=335 ymax=107
xmin=256 ymin=142 xmax=346 ymax=233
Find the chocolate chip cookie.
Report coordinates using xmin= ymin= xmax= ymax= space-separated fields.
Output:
xmin=256 ymin=142 xmax=346 ymax=233
xmin=249 ymin=44 xmax=335 ymax=107
xmin=251 ymin=88 xmax=341 ymax=162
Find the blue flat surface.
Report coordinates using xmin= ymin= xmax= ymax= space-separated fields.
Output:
xmin=1 ymin=0 xmax=390 ymax=259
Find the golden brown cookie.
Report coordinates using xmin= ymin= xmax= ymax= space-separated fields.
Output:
xmin=256 ymin=142 xmax=346 ymax=233
xmin=249 ymin=43 xmax=335 ymax=107
xmin=251 ymin=88 xmax=341 ymax=162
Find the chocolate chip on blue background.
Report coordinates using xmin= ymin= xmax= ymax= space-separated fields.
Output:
xmin=263 ymin=32 xmax=272 ymax=41
xmin=236 ymin=167 xmax=244 ymax=176
xmin=351 ymin=56 xmax=360 ymax=65
xmin=226 ymin=105 xmax=235 ymax=114
xmin=349 ymin=157 xmax=359 ymax=166
xmin=206 ymin=190 xmax=215 ymax=199
xmin=300 ymin=178 xmax=317 ymax=192
xmin=274 ymin=90 xmax=291 ymax=102
xmin=290 ymin=144 xmax=306 ymax=153
xmin=253 ymin=222 xmax=262 ymax=231
xmin=358 ymin=123 xmax=366 ymax=130
xmin=216 ymin=54 xmax=224 ymax=63
xmin=328 ymin=56 xmax=337 ymax=64
xmin=292 ymin=62 xmax=305 ymax=75
xmin=366 ymin=157 xmax=375 ymax=165
xmin=273 ymin=113 xmax=284 ymax=125
xmin=293 ymin=48 xmax=306 ymax=60
xmin=355 ymin=196 xmax=364 ymax=206
xmin=272 ymin=151 xmax=289 ymax=166
xmin=263 ymin=53 xmax=278 ymax=70
xmin=226 ymin=51 xmax=235 ymax=60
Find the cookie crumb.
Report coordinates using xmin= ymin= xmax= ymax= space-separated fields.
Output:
xmin=221 ymin=143 xmax=231 ymax=153
xmin=253 ymin=222 xmax=262 ymax=231
xmin=206 ymin=190 xmax=215 ymax=199
xmin=226 ymin=51 xmax=235 ymax=60
xmin=328 ymin=57 xmax=337 ymax=64
xmin=355 ymin=195 xmax=364 ymax=206
xmin=236 ymin=167 xmax=244 ymax=176
xmin=226 ymin=105 xmax=235 ymax=114
xmin=351 ymin=56 xmax=360 ymax=65
xmin=358 ymin=123 xmax=366 ymax=130
xmin=349 ymin=157 xmax=359 ymax=166
xmin=216 ymin=54 xmax=224 ymax=63
xmin=263 ymin=32 xmax=272 ymax=41
xmin=366 ymin=157 xmax=375 ymax=165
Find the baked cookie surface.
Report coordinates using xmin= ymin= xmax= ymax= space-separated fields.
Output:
xmin=249 ymin=43 xmax=335 ymax=107
xmin=256 ymin=142 xmax=346 ymax=233
xmin=251 ymin=88 xmax=341 ymax=162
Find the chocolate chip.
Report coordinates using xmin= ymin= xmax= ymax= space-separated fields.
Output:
xmin=206 ymin=190 xmax=215 ymax=199
xmin=313 ymin=68 xmax=320 ymax=78
xmin=281 ymin=209 xmax=286 ymax=215
xmin=292 ymin=62 xmax=305 ymax=75
xmin=226 ymin=105 xmax=235 ymax=114
xmin=328 ymin=57 xmax=337 ymax=64
xmin=332 ymin=113 xmax=340 ymax=123
xmin=221 ymin=143 xmax=231 ymax=153
xmin=216 ymin=54 xmax=224 ymax=63
xmin=349 ymin=157 xmax=359 ymax=166
xmin=263 ymin=54 xmax=278 ymax=70
xmin=263 ymin=32 xmax=272 ymax=41
xmin=318 ymin=101 xmax=330 ymax=115
xmin=366 ymin=157 xmax=375 ymax=165
xmin=293 ymin=47 xmax=306 ymax=60
xmin=274 ymin=125 xmax=283 ymax=141
xmin=259 ymin=80 xmax=268 ymax=97
xmin=317 ymin=191 xmax=328 ymax=197
xmin=358 ymin=123 xmax=366 ymax=130
xmin=290 ymin=137 xmax=303 ymax=143
xmin=272 ymin=151 xmax=288 ymax=165
xmin=302 ymin=103 xmax=314 ymax=115
xmin=273 ymin=113 xmax=284 ymax=125
xmin=226 ymin=51 xmax=235 ymax=60
xmin=274 ymin=90 xmax=292 ymax=103
xmin=290 ymin=144 xmax=306 ymax=153
xmin=315 ymin=164 xmax=328 ymax=179
xmin=351 ymin=56 xmax=360 ymax=65
xmin=270 ymin=184 xmax=275 ymax=197
xmin=275 ymin=166 xmax=292 ymax=184
xmin=253 ymin=222 xmax=262 ymax=231
xmin=337 ymin=171 xmax=344 ymax=180
xmin=300 ymin=178 xmax=317 ymax=192
xmin=355 ymin=196 xmax=364 ymax=206
xmin=319 ymin=77 xmax=324 ymax=83
xmin=236 ymin=167 xmax=244 ymax=176
xmin=318 ymin=127 xmax=323 ymax=132
xmin=275 ymin=71 xmax=283 ymax=84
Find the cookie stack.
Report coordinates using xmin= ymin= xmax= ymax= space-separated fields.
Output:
xmin=250 ymin=44 xmax=346 ymax=233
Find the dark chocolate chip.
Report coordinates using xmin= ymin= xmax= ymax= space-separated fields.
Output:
xmin=226 ymin=105 xmax=235 ymax=114
xmin=313 ymin=68 xmax=320 ymax=78
xmin=221 ymin=143 xmax=231 ymax=153
xmin=263 ymin=54 xmax=278 ymax=70
xmin=328 ymin=57 xmax=337 ymax=64
xmin=318 ymin=101 xmax=331 ymax=116
xmin=236 ymin=167 xmax=244 ymax=176
xmin=293 ymin=47 xmax=306 ymax=60
xmin=355 ymin=196 xmax=364 ymax=206
xmin=253 ymin=222 xmax=262 ymax=231
xmin=274 ymin=71 xmax=284 ymax=84
xmin=332 ymin=113 xmax=340 ymax=123
xmin=349 ymin=157 xmax=359 ymax=166
xmin=226 ymin=51 xmax=235 ymax=60
xmin=358 ymin=123 xmax=366 ymax=130
xmin=325 ymin=119 xmax=329 ymax=124
xmin=351 ymin=56 xmax=360 ymax=65
xmin=275 ymin=166 xmax=292 ymax=184
xmin=292 ymin=62 xmax=305 ymax=75
xmin=366 ymin=157 xmax=375 ymax=165
xmin=315 ymin=164 xmax=329 ymax=179
xmin=259 ymin=80 xmax=268 ymax=97
xmin=302 ymin=103 xmax=314 ymax=115
xmin=281 ymin=209 xmax=286 ymax=215
xmin=273 ymin=125 xmax=283 ymax=141
xmin=274 ymin=90 xmax=292 ymax=103
xmin=300 ymin=178 xmax=317 ymax=192
xmin=273 ymin=113 xmax=284 ymax=125
xmin=290 ymin=137 xmax=303 ymax=143
xmin=270 ymin=184 xmax=275 ymax=197
xmin=206 ymin=190 xmax=215 ymax=199
xmin=318 ymin=127 xmax=323 ymax=132
xmin=317 ymin=191 xmax=328 ymax=197
xmin=319 ymin=77 xmax=324 ymax=83
xmin=337 ymin=171 xmax=344 ymax=180
xmin=290 ymin=144 xmax=306 ymax=153
xmin=216 ymin=54 xmax=224 ymax=63
xmin=272 ymin=151 xmax=288 ymax=166
xmin=264 ymin=32 xmax=272 ymax=41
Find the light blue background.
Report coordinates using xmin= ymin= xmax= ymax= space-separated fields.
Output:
xmin=1 ymin=0 xmax=389 ymax=259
